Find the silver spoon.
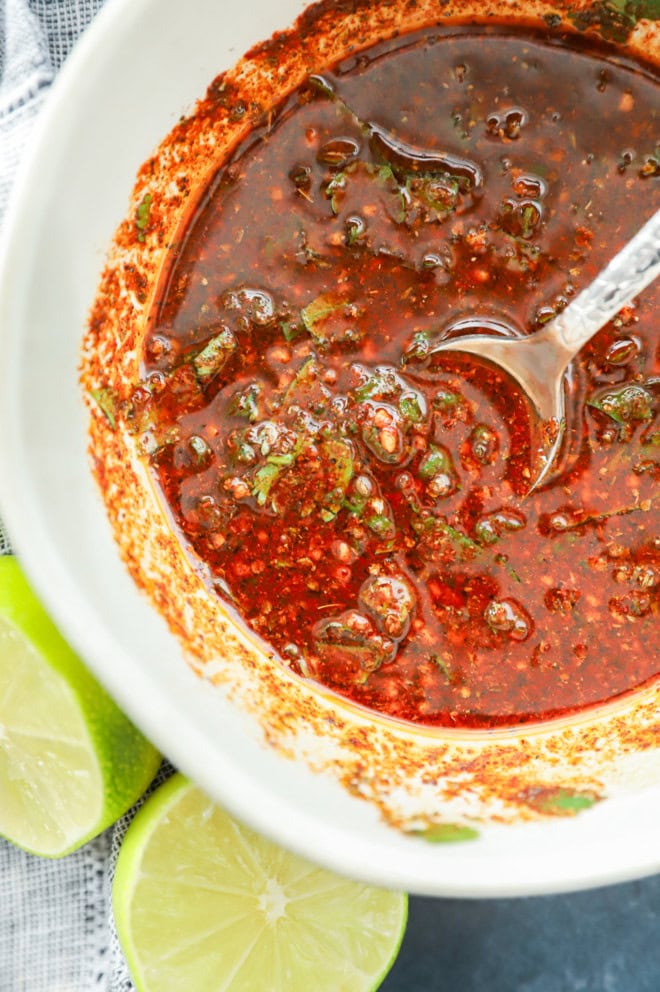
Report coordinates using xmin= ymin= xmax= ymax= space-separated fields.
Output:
xmin=430 ymin=208 xmax=660 ymax=492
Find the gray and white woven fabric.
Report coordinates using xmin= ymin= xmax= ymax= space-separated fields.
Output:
xmin=0 ymin=517 xmax=11 ymax=558
xmin=0 ymin=3 xmax=170 ymax=990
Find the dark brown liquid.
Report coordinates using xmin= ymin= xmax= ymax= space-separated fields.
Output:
xmin=135 ymin=27 xmax=659 ymax=726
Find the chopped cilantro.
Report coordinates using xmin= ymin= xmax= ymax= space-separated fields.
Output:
xmin=135 ymin=193 xmax=152 ymax=242
xmin=301 ymin=293 xmax=350 ymax=344
xmin=520 ymin=203 xmax=540 ymax=239
xmin=418 ymin=445 xmax=452 ymax=481
xmin=569 ymin=0 xmax=660 ymax=43
xmin=525 ymin=787 xmax=601 ymax=816
xmin=324 ymin=172 xmax=347 ymax=215
xmin=475 ymin=510 xmax=526 ymax=546
xmin=642 ymin=423 xmax=660 ymax=447
xmin=192 ymin=328 xmax=237 ymax=382
xmin=429 ymin=653 xmax=452 ymax=680
xmin=229 ymin=382 xmax=261 ymax=422
xmin=366 ymin=513 xmax=395 ymax=538
xmin=401 ymin=330 xmax=432 ymax=364
xmin=282 ymin=357 xmax=332 ymax=412
xmin=281 ymin=319 xmax=303 ymax=342
xmin=188 ymin=435 xmax=212 ymax=465
xmin=345 ymin=215 xmax=367 ymax=245
xmin=323 ymin=160 xmax=407 ymax=224
xmin=413 ymin=516 xmax=481 ymax=562
xmin=399 ymin=392 xmax=425 ymax=423
xmin=89 ymin=387 xmax=117 ymax=430
xmin=252 ymin=462 xmax=282 ymax=506
xmin=320 ymin=439 xmax=355 ymax=499
xmin=412 ymin=822 xmax=479 ymax=843
xmin=405 ymin=173 xmax=460 ymax=222
xmin=352 ymin=365 xmax=404 ymax=402
xmin=587 ymin=382 xmax=656 ymax=424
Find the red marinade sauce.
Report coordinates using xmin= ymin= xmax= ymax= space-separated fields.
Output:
xmin=135 ymin=26 xmax=660 ymax=728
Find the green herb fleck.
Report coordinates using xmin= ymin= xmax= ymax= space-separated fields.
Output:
xmin=475 ymin=510 xmax=526 ymax=546
xmin=89 ymin=387 xmax=117 ymax=430
xmin=432 ymin=387 xmax=472 ymax=426
xmin=323 ymin=161 xmax=407 ymax=224
xmin=307 ymin=73 xmax=336 ymax=100
xmin=229 ymin=382 xmax=261 ymax=422
xmin=233 ymin=439 xmax=256 ymax=465
xmin=587 ymin=382 xmax=655 ymax=424
xmin=301 ymin=293 xmax=350 ymax=345
xmin=520 ymin=203 xmax=540 ymax=239
xmin=267 ymin=452 xmax=296 ymax=467
xmin=413 ymin=516 xmax=481 ymax=563
xmin=135 ymin=193 xmax=152 ymax=242
xmin=282 ymin=357 xmax=331 ymax=411
xmin=192 ymin=328 xmax=237 ymax=382
xmin=429 ymin=654 xmax=452 ymax=680
xmin=352 ymin=365 xmax=403 ymax=402
xmin=252 ymin=462 xmax=282 ymax=506
xmin=469 ymin=423 xmax=499 ymax=465
xmin=525 ymin=786 xmax=601 ymax=816
xmin=188 ymin=435 xmax=212 ymax=465
xmin=418 ymin=445 xmax=452 ymax=481
xmin=399 ymin=392 xmax=425 ymax=423
xmin=412 ymin=822 xmax=480 ymax=843
xmin=402 ymin=330 xmax=432 ymax=365
xmin=281 ymin=319 xmax=303 ymax=342
xmin=568 ymin=0 xmax=660 ymax=43
xmin=324 ymin=172 xmax=347 ymax=215
xmin=345 ymin=215 xmax=366 ymax=245
xmin=321 ymin=439 xmax=354 ymax=500
xmin=642 ymin=424 xmax=660 ymax=447
xmin=366 ymin=513 xmax=395 ymax=538
xmin=494 ymin=553 xmax=522 ymax=584
xmin=405 ymin=173 xmax=460 ymax=222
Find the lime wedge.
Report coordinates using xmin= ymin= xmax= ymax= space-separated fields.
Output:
xmin=0 ymin=556 xmax=160 ymax=856
xmin=113 ymin=774 xmax=408 ymax=992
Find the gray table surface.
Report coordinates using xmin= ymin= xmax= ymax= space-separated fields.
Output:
xmin=381 ymin=875 xmax=660 ymax=991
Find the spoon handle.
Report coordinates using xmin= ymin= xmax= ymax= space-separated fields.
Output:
xmin=550 ymin=207 xmax=660 ymax=355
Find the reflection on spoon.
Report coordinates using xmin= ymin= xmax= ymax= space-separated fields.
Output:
xmin=428 ymin=208 xmax=660 ymax=493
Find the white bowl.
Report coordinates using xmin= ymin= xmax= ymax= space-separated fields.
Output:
xmin=1 ymin=0 xmax=659 ymax=897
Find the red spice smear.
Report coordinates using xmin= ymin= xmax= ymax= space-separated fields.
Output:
xmin=131 ymin=26 xmax=659 ymax=727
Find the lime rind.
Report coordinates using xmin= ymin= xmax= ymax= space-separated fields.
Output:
xmin=113 ymin=775 xmax=200 ymax=990
xmin=0 ymin=556 xmax=160 ymax=856
xmin=113 ymin=774 xmax=408 ymax=992
xmin=0 ymin=618 xmax=102 ymax=853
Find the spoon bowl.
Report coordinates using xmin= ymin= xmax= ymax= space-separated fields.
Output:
xmin=430 ymin=208 xmax=660 ymax=491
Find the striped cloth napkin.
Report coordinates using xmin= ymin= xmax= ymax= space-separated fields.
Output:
xmin=0 ymin=4 xmax=171 ymax=990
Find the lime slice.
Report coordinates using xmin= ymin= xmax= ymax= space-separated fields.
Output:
xmin=114 ymin=774 xmax=408 ymax=992
xmin=0 ymin=555 xmax=160 ymax=856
